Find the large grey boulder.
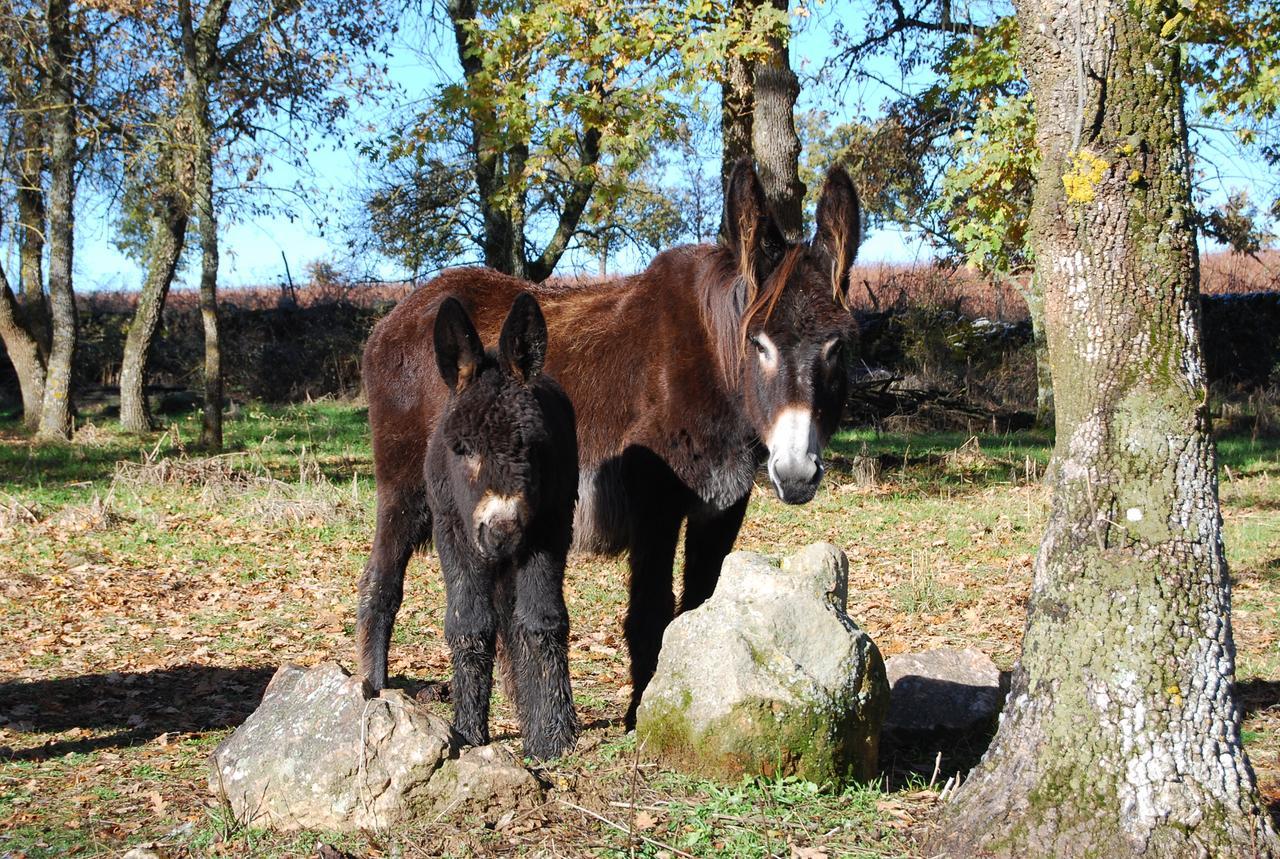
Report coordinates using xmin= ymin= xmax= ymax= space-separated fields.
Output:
xmin=883 ymin=647 xmax=1006 ymax=734
xmin=208 ymin=663 xmax=540 ymax=831
xmin=636 ymin=543 xmax=889 ymax=785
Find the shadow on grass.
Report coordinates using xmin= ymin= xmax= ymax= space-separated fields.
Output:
xmin=0 ymin=664 xmax=275 ymax=762
xmin=1239 ymin=678 xmax=1280 ymax=720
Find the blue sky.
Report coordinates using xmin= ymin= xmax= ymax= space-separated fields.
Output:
xmin=63 ymin=0 xmax=1277 ymax=292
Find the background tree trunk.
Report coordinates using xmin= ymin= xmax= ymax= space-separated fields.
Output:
xmin=749 ymin=0 xmax=804 ymax=241
xmin=37 ymin=0 xmax=78 ymax=442
xmin=0 ymin=261 xmax=45 ymax=430
xmin=119 ymin=195 xmax=188 ymax=433
xmin=935 ymin=2 xmax=1280 ymax=855
xmin=1021 ymin=276 xmax=1053 ymax=429
xmin=16 ymin=103 xmax=50 ymax=360
xmin=194 ymin=124 xmax=222 ymax=450
xmin=721 ymin=51 xmax=753 ymax=193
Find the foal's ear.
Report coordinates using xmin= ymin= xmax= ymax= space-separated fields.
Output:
xmin=434 ymin=297 xmax=484 ymax=392
xmin=498 ymin=292 xmax=547 ymax=384
xmin=723 ymin=158 xmax=786 ymax=302
xmin=813 ymin=164 xmax=862 ymax=307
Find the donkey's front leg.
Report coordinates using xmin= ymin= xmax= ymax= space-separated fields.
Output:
xmin=441 ymin=539 xmax=497 ymax=747
xmin=679 ymin=492 xmax=750 ymax=614
xmin=510 ymin=548 xmax=578 ymax=759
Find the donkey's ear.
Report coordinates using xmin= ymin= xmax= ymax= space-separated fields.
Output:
xmin=434 ymin=297 xmax=484 ymax=392
xmin=813 ymin=164 xmax=862 ymax=306
xmin=722 ymin=158 xmax=786 ymax=301
xmin=498 ymin=292 xmax=547 ymax=384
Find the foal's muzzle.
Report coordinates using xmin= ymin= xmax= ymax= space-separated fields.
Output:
xmin=473 ymin=493 xmax=528 ymax=559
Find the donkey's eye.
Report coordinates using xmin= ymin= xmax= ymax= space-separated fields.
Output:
xmin=822 ymin=338 xmax=842 ymax=362
xmin=750 ymin=337 xmax=767 ymax=356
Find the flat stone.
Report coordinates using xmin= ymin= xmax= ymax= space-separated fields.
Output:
xmin=636 ymin=543 xmax=889 ymax=785
xmin=883 ymin=647 xmax=1006 ymax=734
xmin=208 ymin=663 xmax=541 ymax=831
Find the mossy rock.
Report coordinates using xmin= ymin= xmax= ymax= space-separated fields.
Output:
xmin=636 ymin=544 xmax=889 ymax=786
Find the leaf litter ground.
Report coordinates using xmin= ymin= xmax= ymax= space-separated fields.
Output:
xmin=0 ymin=404 xmax=1276 ymax=857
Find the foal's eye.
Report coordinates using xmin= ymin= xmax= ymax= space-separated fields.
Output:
xmin=822 ymin=337 xmax=842 ymax=362
xmin=462 ymin=452 xmax=482 ymax=480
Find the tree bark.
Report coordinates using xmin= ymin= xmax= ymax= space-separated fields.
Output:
xmin=0 ymin=260 xmax=45 ymax=430
xmin=720 ymin=53 xmax=753 ymax=202
xmin=36 ymin=0 xmax=77 ymax=442
xmin=178 ymin=0 xmax=232 ymax=450
xmin=15 ymin=99 xmax=50 ymax=361
xmin=119 ymin=194 xmax=188 ymax=433
xmin=1022 ymin=275 xmax=1053 ymax=429
xmin=194 ymin=119 xmax=222 ymax=450
xmin=749 ymin=0 xmax=804 ymax=241
xmin=934 ymin=2 xmax=1280 ymax=856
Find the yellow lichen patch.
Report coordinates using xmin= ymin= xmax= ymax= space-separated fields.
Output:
xmin=1062 ymin=149 xmax=1110 ymax=204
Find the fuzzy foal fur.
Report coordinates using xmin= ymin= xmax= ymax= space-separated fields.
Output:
xmin=358 ymin=160 xmax=862 ymax=727
xmin=420 ymin=294 xmax=578 ymax=758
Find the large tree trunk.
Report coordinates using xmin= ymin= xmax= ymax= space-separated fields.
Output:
xmin=119 ymin=195 xmax=188 ymax=433
xmin=934 ymin=2 xmax=1280 ymax=856
xmin=36 ymin=0 xmax=77 ymax=442
xmin=749 ymin=0 xmax=804 ymax=241
xmin=0 ymin=261 xmax=45 ymax=430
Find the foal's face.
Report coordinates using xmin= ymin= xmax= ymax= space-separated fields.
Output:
xmin=434 ymin=294 xmax=550 ymax=560
xmin=724 ymin=160 xmax=861 ymax=505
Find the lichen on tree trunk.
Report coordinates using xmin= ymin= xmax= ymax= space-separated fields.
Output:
xmin=934 ymin=2 xmax=1280 ymax=856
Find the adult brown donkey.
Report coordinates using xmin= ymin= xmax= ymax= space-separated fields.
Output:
xmin=358 ymin=159 xmax=862 ymax=725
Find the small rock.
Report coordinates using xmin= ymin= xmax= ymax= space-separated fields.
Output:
xmin=883 ymin=648 xmax=1006 ymax=734
xmin=636 ymin=543 xmax=889 ymax=785
xmin=208 ymin=663 xmax=541 ymax=831
xmin=121 ymin=847 xmax=164 ymax=859
xmin=425 ymin=742 xmax=542 ymax=825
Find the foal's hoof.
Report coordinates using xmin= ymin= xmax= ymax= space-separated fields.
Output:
xmin=522 ymin=722 xmax=579 ymax=761
xmin=522 ymin=736 xmax=577 ymax=762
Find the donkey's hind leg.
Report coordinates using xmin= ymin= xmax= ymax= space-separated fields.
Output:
xmin=679 ymin=493 xmax=750 ymax=613
xmin=510 ymin=549 xmax=578 ymax=759
xmin=356 ymin=486 xmax=430 ymax=691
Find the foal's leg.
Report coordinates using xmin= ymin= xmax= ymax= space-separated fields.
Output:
xmin=440 ymin=533 xmax=498 ymax=747
xmin=493 ymin=570 xmax=520 ymax=712
xmin=356 ymin=485 xmax=430 ymax=691
xmin=679 ymin=492 xmax=750 ymax=613
xmin=623 ymin=505 xmax=684 ymax=729
xmin=510 ymin=549 xmax=578 ymax=759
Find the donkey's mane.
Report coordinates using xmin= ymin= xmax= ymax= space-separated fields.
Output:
xmin=698 ymin=243 xmax=807 ymax=388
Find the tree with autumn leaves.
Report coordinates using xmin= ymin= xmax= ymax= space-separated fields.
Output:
xmin=0 ymin=0 xmax=386 ymax=444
